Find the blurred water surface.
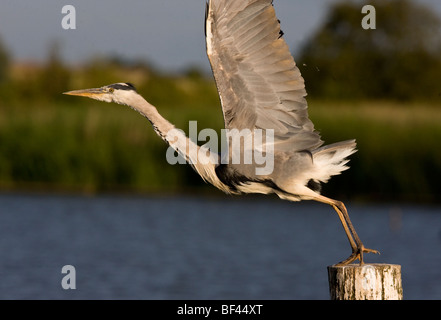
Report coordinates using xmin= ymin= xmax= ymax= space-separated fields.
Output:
xmin=0 ymin=193 xmax=440 ymax=299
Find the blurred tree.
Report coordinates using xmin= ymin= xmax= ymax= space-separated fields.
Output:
xmin=38 ymin=41 xmax=71 ymax=101
xmin=298 ymin=0 xmax=441 ymax=101
xmin=0 ymin=36 xmax=11 ymax=105
xmin=0 ymin=35 xmax=10 ymax=85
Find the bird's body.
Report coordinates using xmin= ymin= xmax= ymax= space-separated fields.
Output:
xmin=65 ymin=0 xmax=378 ymax=265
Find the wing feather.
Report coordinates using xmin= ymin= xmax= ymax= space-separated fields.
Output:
xmin=206 ymin=0 xmax=323 ymax=152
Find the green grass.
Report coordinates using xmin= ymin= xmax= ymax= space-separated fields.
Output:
xmin=0 ymin=96 xmax=440 ymax=202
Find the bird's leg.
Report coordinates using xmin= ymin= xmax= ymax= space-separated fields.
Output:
xmin=333 ymin=200 xmax=380 ymax=265
xmin=314 ymin=195 xmax=379 ymax=265
xmin=331 ymin=204 xmax=357 ymax=251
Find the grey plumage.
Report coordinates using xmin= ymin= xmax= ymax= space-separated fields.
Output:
xmin=64 ymin=0 xmax=379 ymax=265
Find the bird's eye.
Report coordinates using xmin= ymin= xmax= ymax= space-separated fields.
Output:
xmin=108 ymin=87 xmax=114 ymax=93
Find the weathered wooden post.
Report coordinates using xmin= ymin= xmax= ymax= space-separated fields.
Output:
xmin=328 ymin=263 xmax=403 ymax=300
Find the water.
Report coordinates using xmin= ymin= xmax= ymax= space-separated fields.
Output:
xmin=0 ymin=192 xmax=440 ymax=300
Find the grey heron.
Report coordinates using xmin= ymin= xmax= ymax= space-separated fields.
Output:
xmin=64 ymin=0 xmax=379 ymax=265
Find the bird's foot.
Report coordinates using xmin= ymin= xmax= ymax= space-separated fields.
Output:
xmin=335 ymin=245 xmax=380 ymax=266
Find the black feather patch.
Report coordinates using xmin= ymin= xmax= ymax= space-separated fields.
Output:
xmin=279 ymin=29 xmax=284 ymax=39
xmin=215 ymin=164 xmax=287 ymax=195
xmin=108 ymin=83 xmax=137 ymax=91
xmin=277 ymin=19 xmax=284 ymax=39
xmin=307 ymin=179 xmax=322 ymax=193
xmin=215 ymin=164 xmax=249 ymax=192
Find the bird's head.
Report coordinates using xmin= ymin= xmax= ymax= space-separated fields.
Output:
xmin=64 ymin=82 xmax=138 ymax=106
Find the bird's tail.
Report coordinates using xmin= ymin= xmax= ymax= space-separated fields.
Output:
xmin=311 ymin=140 xmax=357 ymax=183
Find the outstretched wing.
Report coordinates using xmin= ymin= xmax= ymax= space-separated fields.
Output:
xmin=205 ymin=0 xmax=323 ymax=152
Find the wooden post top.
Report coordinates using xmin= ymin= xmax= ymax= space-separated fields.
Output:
xmin=328 ymin=263 xmax=403 ymax=300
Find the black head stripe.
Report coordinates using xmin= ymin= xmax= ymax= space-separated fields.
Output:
xmin=108 ymin=83 xmax=137 ymax=91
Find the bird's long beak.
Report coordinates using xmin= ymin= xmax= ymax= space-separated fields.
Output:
xmin=63 ymin=88 xmax=106 ymax=99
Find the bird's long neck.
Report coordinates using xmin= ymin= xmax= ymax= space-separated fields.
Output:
xmin=127 ymin=93 xmax=227 ymax=191
xmin=127 ymin=93 xmax=174 ymax=141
